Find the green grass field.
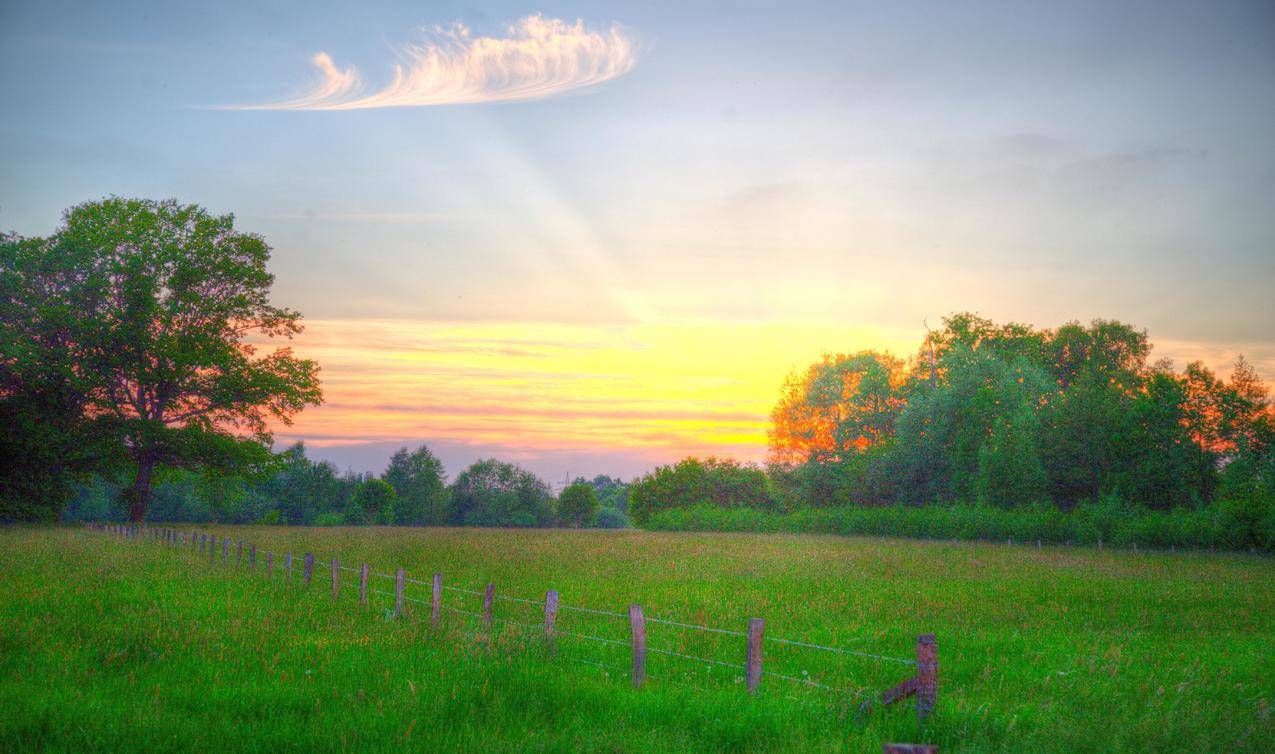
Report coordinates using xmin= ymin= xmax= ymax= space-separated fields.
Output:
xmin=1 ymin=526 xmax=1271 ymax=752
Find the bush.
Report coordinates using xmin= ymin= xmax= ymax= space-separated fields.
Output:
xmin=313 ymin=512 xmax=344 ymax=527
xmin=593 ymin=507 xmax=629 ymax=529
xmin=640 ymin=501 xmax=1272 ymax=552
xmin=629 ymin=457 xmax=772 ymax=525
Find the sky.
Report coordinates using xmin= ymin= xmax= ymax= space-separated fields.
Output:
xmin=2 ymin=1 xmax=1273 ymax=483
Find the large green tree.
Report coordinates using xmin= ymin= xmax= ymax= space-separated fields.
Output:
xmin=1 ymin=198 xmax=322 ymax=521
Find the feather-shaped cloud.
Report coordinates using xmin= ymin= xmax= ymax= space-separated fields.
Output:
xmin=226 ymin=15 xmax=637 ymax=110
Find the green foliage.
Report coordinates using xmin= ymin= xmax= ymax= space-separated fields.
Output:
xmin=383 ymin=446 xmax=448 ymax=525
xmin=312 ymin=512 xmax=345 ymax=527
xmin=448 ymin=459 xmax=555 ymax=527
xmin=353 ymin=479 xmax=397 ymax=525
xmin=593 ymin=507 xmax=630 ymax=529
xmin=643 ymin=501 xmax=1274 ymax=552
xmin=629 ymin=457 xmax=772 ymax=525
xmin=0 ymin=199 xmax=322 ymax=522
xmin=558 ymin=482 xmax=600 ymax=527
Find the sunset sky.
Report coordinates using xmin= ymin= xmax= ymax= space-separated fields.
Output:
xmin=2 ymin=1 xmax=1273 ymax=482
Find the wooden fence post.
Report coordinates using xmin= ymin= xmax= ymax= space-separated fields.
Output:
xmin=544 ymin=590 xmax=559 ymax=647
xmin=249 ymin=544 xmax=256 ymax=567
xmin=360 ymin=563 xmax=369 ymax=606
xmin=482 ymin=583 xmax=495 ymax=633
xmin=431 ymin=574 xmax=441 ymax=628
xmin=286 ymin=553 xmax=293 ymax=576
xmin=266 ymin=551 xmax=273 ymax=574
xmin=303 ymin=553 xmax=314 ymax=585
xmin=331 ymin=557 xmax=340 ymax=598
xmin=747 ymin=618 xmax=764 ymax=694
xmin=629 ymin=604 xmax=647 ymax=687
xmin=395 ymin=568 xmax=405 ymax=617
xmin=209 ymin=535 xmax=216 ymax=563
xmin=222 ymin=538 xmax=228 ymax=561
xmin=916 ymin=634 xmax=938 ymax=719
xmin=237 ymin=541 xmax=243 ymax=565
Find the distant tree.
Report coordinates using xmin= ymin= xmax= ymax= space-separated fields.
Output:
xmin=769 ymin=351 xmax=906 ymax=465
xmin=448 ymin=459 xmax=555 ymax=527
xmin=353 ymin=478 xmax=397 ymax=525
xmin=383 ymin=446 xmax=448 ymax=525
xmin=1 ymin=198 xmax=322 ymax=521
xmin=558 ymin=482 xmax=600 ymax=527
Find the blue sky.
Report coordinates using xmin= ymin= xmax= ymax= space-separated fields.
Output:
xmin=2 ymin=1 xmax=1273 ymax=480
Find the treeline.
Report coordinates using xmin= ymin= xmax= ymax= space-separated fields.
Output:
xmin=62 ymin=444 xmax=631 ymax=530
xmin=628 ymin=314 xmax=1275 ymax=551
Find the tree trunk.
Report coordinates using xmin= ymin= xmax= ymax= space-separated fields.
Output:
xmin=126 ymin=455 xmax=155 ymax=522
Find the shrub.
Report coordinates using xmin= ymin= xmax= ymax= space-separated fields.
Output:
xmin=629 ymin=457 xmax=772 ymax=525
xmin=313 ymin=512 xmax=344 ymax=527
xmin=593 ymin=507 xmax=629 ymax=529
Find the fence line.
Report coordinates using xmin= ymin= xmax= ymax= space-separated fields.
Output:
xmin=88 ymin=523 xmax=938 ymax=719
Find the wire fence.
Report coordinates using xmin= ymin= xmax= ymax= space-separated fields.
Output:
xmin=91 ymin=523 xmax=937 ymax=719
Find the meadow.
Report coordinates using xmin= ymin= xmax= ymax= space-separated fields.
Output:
xmin=1 ymin=526 xmax=1271 ymax=752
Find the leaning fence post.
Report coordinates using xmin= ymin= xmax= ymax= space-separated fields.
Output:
xmin=916 ymin=634 xmax=937 ymax=719
xmin=331 ymin=557 xmax=340 ymax=598
xmin=747 ymin=618 xmax=765 ymax=694
xmin=431 ymin=574 xmax=442 ymax=628
xmin=629 ymin=605 xmax=647 ymax=687
xmin=395 ymin=568 xmax=405 ymax=617
xmin=303 ymin=553 xmax=314 ymax=585
xmin=482 ymin=583 xmax=495 ymax=633
xmin=360 ymin=563 xmax=369 ymax=606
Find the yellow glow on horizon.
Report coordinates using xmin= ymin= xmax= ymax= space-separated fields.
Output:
xmin=268 ymin=319 xmax=919 ymax=464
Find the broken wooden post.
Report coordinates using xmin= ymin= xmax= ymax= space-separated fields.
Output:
xmin=482 ymin=583 xmax=495 ymax=633
xmin=303 ymin=553 xmax=314 ymax=585
xmin=746 ymin=618 xmax=764 ymax=694
xmin=395 ymin=568 xmax=405 ymax=617
xmin=431 ymin=574 xmax=442 ymax=628
xmin=331 ymin=557 xmax=340 ymax=598
xmin=360 ymin=563 xmax=369 ymax=606
xmin=916 ymin=634 xmax=937 ymax=719
xmin=544 ymin=590 xmax=559 ymax=647
xmin=629 ymin=605 xmax=647 ymax=687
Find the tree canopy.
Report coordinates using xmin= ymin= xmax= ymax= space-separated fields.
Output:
xmin=0 ymin=198 xmax=322 ymax=521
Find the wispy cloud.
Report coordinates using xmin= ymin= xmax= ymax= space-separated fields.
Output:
xmin=224 ymin=15 xmax=637 ymax=110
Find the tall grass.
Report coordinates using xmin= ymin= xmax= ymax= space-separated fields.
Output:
xmin=1 ymin=526 xmax=1271 ymax=751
